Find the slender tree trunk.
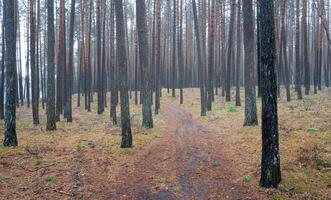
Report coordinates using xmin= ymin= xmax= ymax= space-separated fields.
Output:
xmin=115 ymin=0 xmax=132 ymax=148
xmin=46 ymin=0 xmax=56 ymax=131
xmin=295 ymin=0 xmax=303 ymax=99
xmin=243 ymin=0 xmax=258 ymax=126
xmin=66 ymin=0 xmax=76 ymax=122
xmin=303 ymin=0 xmax=310 ymax=95
xmin=226 ymin=0 xmax=235 ymax=102
xmin=137 ymin=0 xmax=153 ymax=128
xmin=155 ymin=0 xmax=161 ymax=114
xmin=172 ymin=0 xmax=177 ymax=97
xmin=30 ymin=0 xmax=39 ymax=124
xmin=207 ymin=0 xmax=215 ymax=110
xmin=235 ymin=0 xmax=242 ymax=106
xmin=192 ymin=0 xmax=206 ymax=116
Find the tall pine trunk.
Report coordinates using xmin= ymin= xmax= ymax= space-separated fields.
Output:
xmin=243 ymin=0 xmax=258 ymax=126
xmin=137 ymin=0 xmax=153 ymax=128
xmin=115 ymin=0 xmax=132 ymax=148
xmin=46 ymin=0 xmax=56 ymax=131
xmin=260 ymin=0 xmax=281 ymax=188
xmin=3 ymin=0 xmax=18 ymax=146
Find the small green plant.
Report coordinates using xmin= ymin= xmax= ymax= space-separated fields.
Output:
xmin=243 ymin=174 xmax=252 ymax=182
xmin=159 ymin=177 xmax=170 ymax=184
xmin=0 ymin=175 xmax=12 ymax=180
xmin=46 ymin=175 xmax=55 ymax=182
xmin=307 ymin=127 xmax=317 ymax=133
xmin=213 ymin=160 xmax=222 ymax=169
xmin=35 ymin=159 xmax=52 ymax=167
xmin=227 ymin=104 xmax=237 ymax=112
xmin=269 ymin=194 xmax=288 ymax=200
xmin=303 ymin=167 xmax=312 ymax=175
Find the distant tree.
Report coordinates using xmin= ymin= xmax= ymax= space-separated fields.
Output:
xmin=46 ymin=0 xmax=56 ymax=131
xmin=235 ymin=0 xmax=242 ymax=107
xmin=65 ymin=0 xmax=76 ymax=122
xmin=295 ymin=0 xmax=303 ymax=99
xmin=225 ymin=0 xmax=235 ymax=102
xmin=280 ymin=0 xmax=291 ymax=102
xmin=3 ymin=0 xmax=18 ymax=146
xmin=30 ymin=0 xmax=39 ymax=124
xmin=97 ymin=0 xmax=104 ymax=115
xmin=155 ymin=0 xmax=161 ymax=114
xmin=259 ymin=0 xmax=281 ymax=188
xmin=136 ymin=0 xmax=153 ymax=128
xmin=243 ymin=0 xmax=258 ymax=126
xmin=192 ymin=0 xmax=206 ymax=116
xmin=172 ymin=0 xmax=177 ymax=97
xmin=207 ymin=0 xmax=215 ymax=110
xmin=56 ymin=0 xmax=66 ymax=121
xmin=110 ymin=0 xmax=118 ymax=124
xmin=303 ymin=0 xmax=310 ymax=95
xmin=115 ymin=0 xmax=132 ymax=148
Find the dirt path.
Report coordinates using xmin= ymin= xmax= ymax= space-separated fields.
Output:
xmin=108 ymin=102 xmax=247 ymax=200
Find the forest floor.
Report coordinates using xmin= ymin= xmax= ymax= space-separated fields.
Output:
xmin=0 ymin=88 xmax=330 ymax=200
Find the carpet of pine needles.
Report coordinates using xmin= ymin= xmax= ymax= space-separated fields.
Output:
xmin=0 ymin=88 xmax=330 ymax=200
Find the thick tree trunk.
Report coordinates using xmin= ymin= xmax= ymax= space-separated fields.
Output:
xmin=303 ymin=0 xmax=310 ymax=95
xmin=155 ymin=0 xmax=161 ymax=114
xmin=259 ymin=0 xmax=281 ymax=188
xmin=3 ymin=0 xmax=18 ymax=146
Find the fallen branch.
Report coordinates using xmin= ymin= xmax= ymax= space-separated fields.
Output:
xmin=53 ymin=189 xmax=73 ymax=196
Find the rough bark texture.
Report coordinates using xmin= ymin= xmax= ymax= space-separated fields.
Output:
xmin=115 ymin=0 xmax=132 ymax=148
xmin=243 ymin=0 xmax=258 ymax=126
xmin=137 ymin=0 xmax=153 ymax=129
xmin=3 ymin=0 xmax=18 ymax=146
xmin=260 ymin=0 xmax=281 ymax=188
xmin=207 ymin=0 xmax=215 ymax=110
xmin=155 ymin=0 xmax=161 ymax=114
xmin=46 ymin=0 xmax=56 ymax=131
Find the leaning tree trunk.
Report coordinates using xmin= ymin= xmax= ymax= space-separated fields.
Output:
xmin=259 ymin=0 xmax=281 ymax=188
xmin=46 ymin=0 xmax=56 ymax=131
xmin=115 ymin=0 xmax=132 ymax=148
xmin=3 ymin=0 xmax=18 ymax=146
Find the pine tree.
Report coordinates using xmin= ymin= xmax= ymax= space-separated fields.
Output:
xmin=259 ymin=0 xmax=281 ymax=188
xmin=46 ymin=0 xmax=56 ymax=131
xmin=3 ymin=0 xmax=18 ymax=146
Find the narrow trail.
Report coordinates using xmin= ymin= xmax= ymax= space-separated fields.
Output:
xmin=108 ymin=101 xmax=244 ymax=199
